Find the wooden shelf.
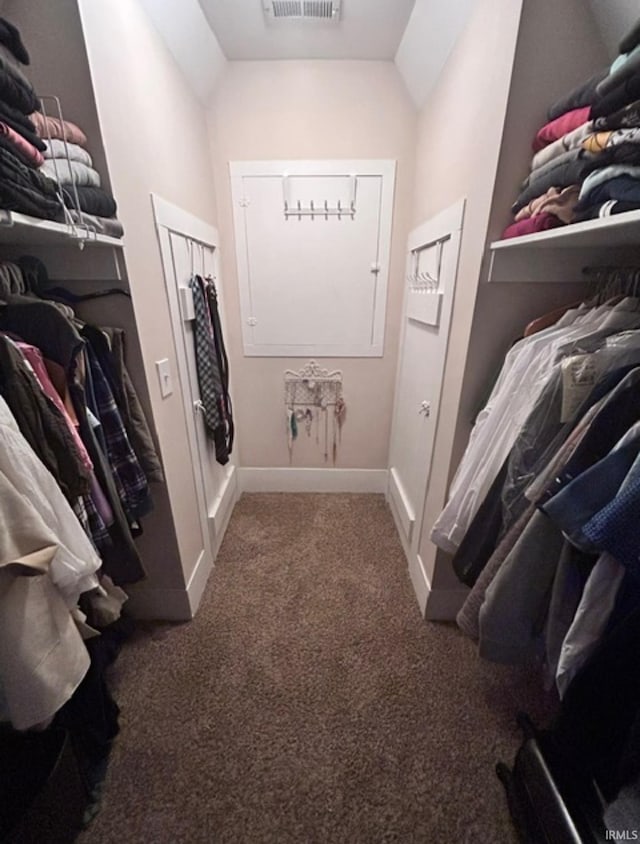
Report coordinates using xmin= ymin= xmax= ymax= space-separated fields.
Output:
xmin=488 ymin=210 xmax=640 ymax=283
xmin=0 ymin=210 xmax=123 ymax=248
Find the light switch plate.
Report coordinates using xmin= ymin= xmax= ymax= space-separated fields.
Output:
xmin=156 ymin=358 xmax=173 ymax=398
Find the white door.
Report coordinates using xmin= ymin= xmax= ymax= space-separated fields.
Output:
xmin=230 ymin=160 xmax=396 ymax=357
xmin=388 ymin=200 xmax=465 ymax=556
xmin=152 ymin=196 xmax=238 ymax=609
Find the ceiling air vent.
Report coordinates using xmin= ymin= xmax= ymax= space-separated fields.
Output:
xmin=264 ymin=1 xmax=341 ymax=21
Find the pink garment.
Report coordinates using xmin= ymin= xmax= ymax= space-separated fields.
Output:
xmin=16 ymin=340 xmax=93 ymax=473
xmin=533 ymin=107 xmax=592 ymax=152
xmin=29 ymin=111 xmax=88 ymax=148
xmin=501 ymin=212 xmax=563 ymax=240
xmin=0 ymin=121 xmax=44 ymax=167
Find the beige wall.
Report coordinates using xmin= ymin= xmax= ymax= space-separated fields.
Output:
xmin=413 ymin=0 xmax=609 ymax=599
xmin=408 ymin=0 xmax=525 ymax=594
xmin=77 ymin=0 xmax=219 ymax=591
xmin=208 ymin=60 xmax=417 ymax=469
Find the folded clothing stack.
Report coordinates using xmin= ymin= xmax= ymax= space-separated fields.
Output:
xmin=502 ymin=15 xmax=640 ymax=238
xmin=33 ymin=114 xmax=123 ymax=238
xmin=0 ymin=20 xmax=60 ymax=220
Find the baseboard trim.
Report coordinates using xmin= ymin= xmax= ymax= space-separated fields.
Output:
xmin=424 ymin=585 xmax=468 ymax=621
xmin=186 ymin=548 xmax=213 ymax=617
xmin=208 ymin=465 xmax=239 ymax=553
xmin=408 ymin=553 xmax=430 ymax=615
xmin=238 ymin=467 xmax=388 ymax=494
xmin=388 ymin=468 xmax=415 ymax=544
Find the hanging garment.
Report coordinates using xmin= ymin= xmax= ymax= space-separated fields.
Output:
xmin=502 ymin=353 xmax=640 ymax=535
xmin=431 ymin=300 xmax=640 ymax=554
xmin=581 ymin=452 xmax=640 ymax=572
xmin=0 ymin=543 xmax=90 ymax=731
xmin=0 ymin=396 xmax=100 ymax=605
xmin=0 ymin=334 xmax=90 ymax=501
xmin=98 ymin=326 xmax=163 ymax=482
xmin=456 ymin=503 xmax=536 ymax=641
xmin=69 ymin=374 xmax=146 ymax=586
xmin=543 ymin=541 xmax=596 ymax=687
xmin=478 ymin=510 xmax=565 ymax=664
xmin=84 ymin=343 xmax=152 ymax=522
xmin=206 ymin=278 xmax=234 ymax=458
xmin=552 ymin=601 xmax=640 ymax=801
xmin=555 ymin=553 xmax=625 ymax=698
xmin=542 ymin=423 xmax=640 ymax=552
xmin=189 ymin=274 xmax=233 ymax=465
xmin=16 ymin=339 xmax=93 ymax=473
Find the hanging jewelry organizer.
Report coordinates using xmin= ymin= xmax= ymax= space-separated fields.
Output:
xmin=284 ymin=360 xmax=346 ymax=463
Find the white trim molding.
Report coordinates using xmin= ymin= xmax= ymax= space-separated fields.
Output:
xmin=238 ymin=467 xmax=388 ymax=494
xmin=408 ymin=553 xmax=467 ymax=620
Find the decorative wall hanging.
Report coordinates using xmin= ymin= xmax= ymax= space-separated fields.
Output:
xmin=283 ymin=360 xmax=346 ymax=463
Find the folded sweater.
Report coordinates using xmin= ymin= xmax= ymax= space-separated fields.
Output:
xmin=41 ymin=159 xmax=100 ymax=188
xmin=0 ymin=60 xmax=39 ymax=115
xmin=0 ymin=101 xmax=44 ymax=151
xmin=534 ymin=108 xmax=591 ymax=152
xmin=0 ymin=18 xmax=30 ymax=65
xmin=62 ymin=185 xmax=117 ymax=218
xmin=0 ymin=146 xmax=61 ymax=219
xmin=43 ymin=139 xmax=92 ymax=168
xmin=548 ymin=70 xmax=608 ymax=121
xmin=30 ymin=112 xmax=87 ymax=147
xmin=0 ymin=122 xmax=44 ymax=168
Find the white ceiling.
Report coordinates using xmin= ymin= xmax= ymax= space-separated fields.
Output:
xmin=197 ymin=0 xmax=417 ymax=61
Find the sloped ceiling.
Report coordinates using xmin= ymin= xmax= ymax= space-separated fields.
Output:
xmin=395 ymin=0 xmax=476 ymax=108
xmin=137 ymin=0 xmax=226 ymax=105
xmin=135 ymin=0 xmax=640 ymax=112
xmin=198 ymin=0 xmax=416 ymax=61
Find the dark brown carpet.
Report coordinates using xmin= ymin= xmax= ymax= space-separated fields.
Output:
xmin=76 ymin=493 xmax=554 ymax=843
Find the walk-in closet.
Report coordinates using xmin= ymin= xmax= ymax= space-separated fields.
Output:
xmin=2 ymin=0 xmax=640 ymax=840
